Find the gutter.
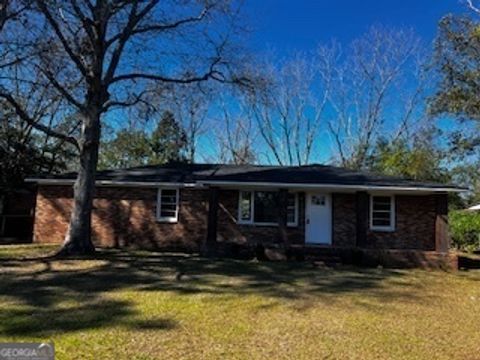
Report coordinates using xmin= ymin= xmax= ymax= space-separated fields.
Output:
xmin=25 ymin=178 xmax=466 ymax=193
xmin=196 ymin=180 xmax=466 ymax=193
xmin=24 ymin=178 xmax=201 ymax=188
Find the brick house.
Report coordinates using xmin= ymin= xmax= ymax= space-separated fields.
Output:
xmin=27 ymin=163 xmax=463 ymax=266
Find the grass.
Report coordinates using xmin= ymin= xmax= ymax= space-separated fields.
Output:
xmin=0 ymin=244 xmax=479 ymax=359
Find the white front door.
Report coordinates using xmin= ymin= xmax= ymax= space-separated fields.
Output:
xmin=306 ymin=193 xmax=332 ymax=245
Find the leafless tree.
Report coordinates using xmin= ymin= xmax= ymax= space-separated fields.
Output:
xmin=214 ymin=98 xmax=256 ymax=164
xmin=166 ymin=84 xmax=211 ymax=163
xmin=0 ymin=94 xmax=77 ymax=189
xmin=0 ymin=0 xmax=79 ymax=185
xmin=0 ymin=0 xmax=25 ymax=31
xmin=467 ymin=0 xmax=480 ymax=14
xmin=324 ymin=26 xmax=431 ymax=169
xmin=249 ymin=53 xmax=331 ymax=166
xmin=0 ymin=0 xmax=249 ymax=255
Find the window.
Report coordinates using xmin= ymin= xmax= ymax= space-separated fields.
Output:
xmin=254 ymin=191 xmax=278 ymax=223
xmin=239 ymin=191 xmax=252 ymax=221
xmin=311 ymin=195 xmax=326 ymax=206
xmin=287 ymin=193 xmax=297 ymax=224
xmin=370 ymin=195 xmax=395 ymax=231
xmin=157 ymin=188 xmax=179 ymax=222
xmin=238 ymin=191 xmax=298 ymax=226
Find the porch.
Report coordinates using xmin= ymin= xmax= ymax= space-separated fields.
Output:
xmin=204 ymin=186 xmax=453 ymax=268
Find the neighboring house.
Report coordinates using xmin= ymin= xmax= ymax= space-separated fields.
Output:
xmin=27 ymin=163 xmax=464 ymax=266
xmin=467 ymin=204 xmax=480 ymax=211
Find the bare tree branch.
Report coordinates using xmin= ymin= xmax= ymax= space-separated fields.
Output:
xmin=35 ymin=0 xmax=89 ymax=78
xmin=38 ymin=67 xmax=84 ymax=110
xmin=110 ymin=57 xmax=224 ymax=85
xmin=324 ymin=26 xmax=428 ymax=169
xmin=249 ymin=53 xmax=330 ymax=165
xmin=467 ymin=0 xmax=480 ymax=14
xmin=105 ymin=2 xmax=213 ymax=49
xmin=0 ymin=89 xmax=80 ymax=150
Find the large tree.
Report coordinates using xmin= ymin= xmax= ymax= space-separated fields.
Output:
xmin=166 ymin=85 xmax=211 ymax=163
xmin=248 ymin=53 xmax=330 ymax=166
xmin=324 ymin=26 xmax=431 ymax=170
xmin=430 ymin=11 xmax=480 ymax=204
xmin=215 ymin=98 xmax=257 ymax=164
xmin=0 ymin=100 xmax=77 ymax=191
xmin=98 ymin=129 xmax=151 ymax=169
xmin=150 ymin=111 xmax=188 ymax=164
xmin=99 ymin=111 xmax=188 ymax=168
xmin=225 ymin=26 xmax=431 ymax=168
xmin=0 ymin=0 xmax=247 ymax=255
xmin=430 ymin=14 xmax=480 ymax=142
xmin=366 ymin=128 xmax=447 ymax=182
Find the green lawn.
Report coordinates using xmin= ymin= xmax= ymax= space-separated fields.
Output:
xmin=0 ymin=245 xmax=479 ymax=360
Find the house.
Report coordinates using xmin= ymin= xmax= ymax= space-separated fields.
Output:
xmin=27 ymin=163 xmax=464 ymax=267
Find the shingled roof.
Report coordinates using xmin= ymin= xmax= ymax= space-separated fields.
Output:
xmin=28 ymin=163 xmax=464 ymax=192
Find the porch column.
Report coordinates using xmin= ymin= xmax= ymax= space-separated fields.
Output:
xmin=206 ymin=186 xmax=219 ymax=253
xmin=278 ymin=189 xmax=289 ymax=247
xmin=355 ymin=191 xmax=369 ymax=247
xmin=435 ymin=193 xmax=450 ymax=253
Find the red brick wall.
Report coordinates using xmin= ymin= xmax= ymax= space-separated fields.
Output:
xmin=365 ymin=195 xmax=437 ymax=250
xmin=34 ymin=186 xmax=71 ymax=244
xmin=331 ymin=193 xmax=438 ymax=250
xmin=332 ymin=193 xmax=357 ymax=247
xmin=33 ymin=185 xmax=442 ymax=251
xmin=34 ymin=185 xmax=208 ymax=251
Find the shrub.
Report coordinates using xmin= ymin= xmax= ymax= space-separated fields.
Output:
xmin=449 ymin=210 xmax=480 ymax=252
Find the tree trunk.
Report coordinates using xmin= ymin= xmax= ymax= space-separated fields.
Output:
xmin=57 ymin=109 xmax=101 ymax=256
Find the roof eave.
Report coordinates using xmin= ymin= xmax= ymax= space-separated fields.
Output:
xmin=197 ymin=180 xmax=466 ymax=193
xmin=26 ymin=177 xmax=466 ymax=192
xmin=25 ymin=178 xmax=200 ymax=188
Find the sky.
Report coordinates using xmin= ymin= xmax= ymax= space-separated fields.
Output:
xmin=197 ymin=0 xmax=470 ymax=165
xmin=245 ymin=0 xmax=468 ymax=55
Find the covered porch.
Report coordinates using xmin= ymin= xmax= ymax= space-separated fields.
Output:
xmin=202 ymin=184 xmax=452 ymax=267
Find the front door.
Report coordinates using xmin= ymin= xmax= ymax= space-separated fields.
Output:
xmin=305 ymin=193 xmax=332 ymax=245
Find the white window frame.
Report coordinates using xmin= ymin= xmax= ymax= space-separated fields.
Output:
xmin=370 ymin=194 xmax=395 ymax=232
xmin=156 ymin=188 xmax=179 ymax=223
xmin=237 ymin=190 xmax=298 ymax=227
xmin=238 ymin=190 xmax=253 ymax=223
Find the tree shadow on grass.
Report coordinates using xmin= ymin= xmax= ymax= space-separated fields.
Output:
xmin=0 ymin=248 xmax=433 ymax=337
xmin=0 ymin=294 xmax=177 ymax=337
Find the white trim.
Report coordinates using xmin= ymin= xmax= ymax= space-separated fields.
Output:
xmin=237 ymin=190 xmax=299 ymax=227
xmin=237 ymin=190 xmax=254 ymax=224
xmin=26 ymin=178 xmax=465 ymax=193
xmin=156 ymin=188 xmax=179 ymax=223
xmin=288 ymin=192 xmax=299 ymax=227
xmin=199 ymin=180 xmax=464 ymax=193
xmin=26 ymin=178 xmax=200 ymax=188
xmin=370 ymin=195 xmax=395 ymax=232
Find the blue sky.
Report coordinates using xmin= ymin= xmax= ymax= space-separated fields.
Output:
xmin=246 ymin=0 xmax=467 ymax=55
xmin=132 ymin=0 xmax=471 ymax=164
xmin=196 ymin=0 xmax=468 ymax=165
